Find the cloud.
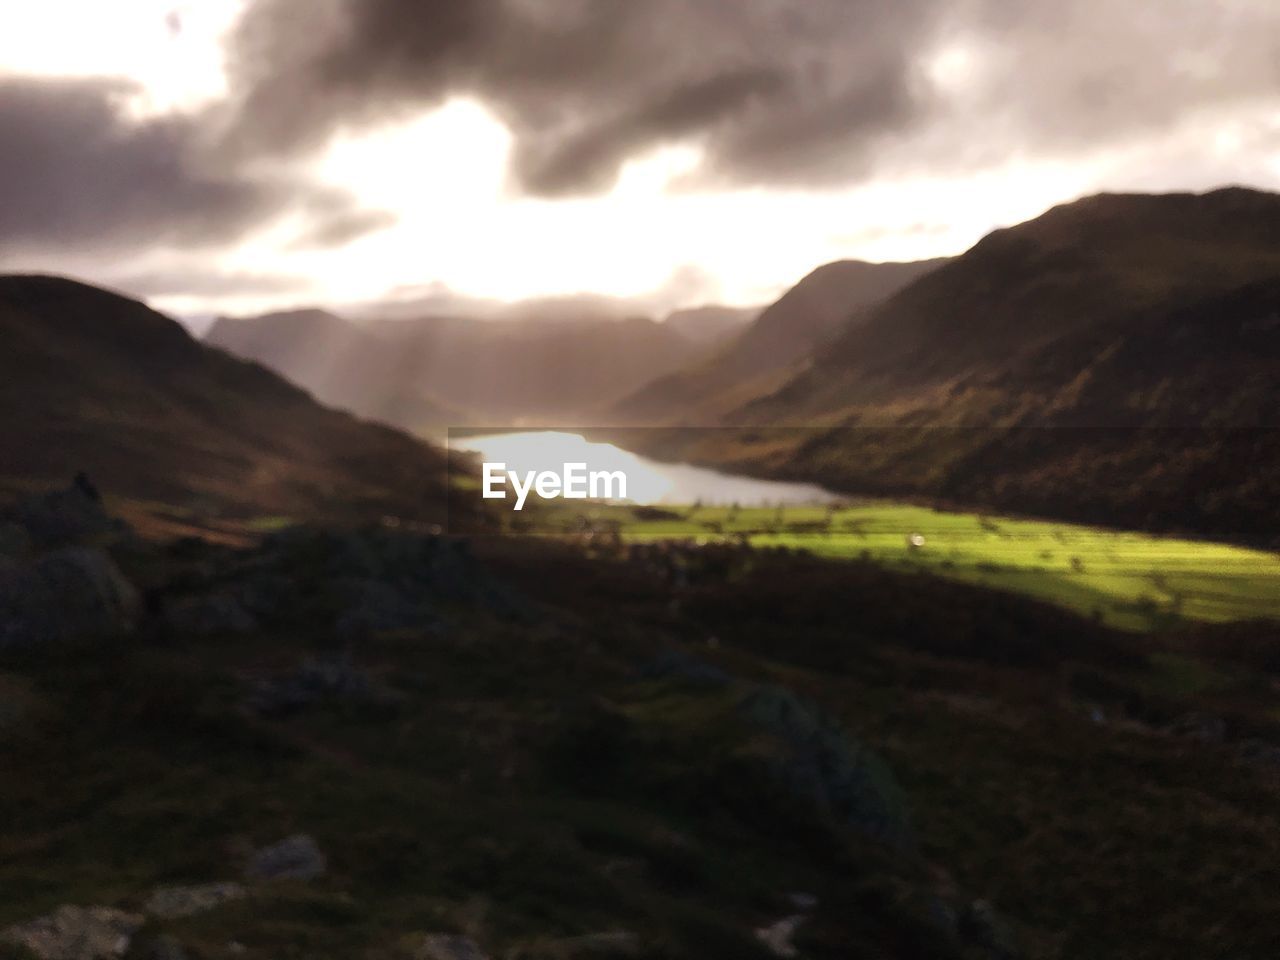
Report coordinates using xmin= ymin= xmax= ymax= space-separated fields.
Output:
xmin=105 ymin=267 xmax=314 ymax=299
xmin=287 ymin=207 xmax=398 ymax=249
xmin=0 ymin=75 xmax=386 ymax=256
xmin=223 ymin=0 xmax=938 ymax=195
xmin=222 ymin=0 xmax=1280 ymax=196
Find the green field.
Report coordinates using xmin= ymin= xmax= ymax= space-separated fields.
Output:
xmin=517 ymin=501 xmax=1280 ymax=631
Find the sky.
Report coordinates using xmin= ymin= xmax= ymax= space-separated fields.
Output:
xmin=0 ymin=0 xmax=1277 ymax=319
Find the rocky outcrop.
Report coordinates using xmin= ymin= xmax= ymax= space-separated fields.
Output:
xmin=143 ymin=882 xmax=246 ymax=919
xmin=740 ymin=685 xmax=914 ymax=851
xmin=1 ymin=905 xmax=143 ymax=960
xmin=0 ymin=547 xmax=139 ymax=649
xmin=244 ymin=834 xmax=327 ymax=881
xmin=5 ymin=476 xmax=123 ymax=550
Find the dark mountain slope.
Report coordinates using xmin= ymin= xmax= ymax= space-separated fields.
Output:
xmin=0 ymin=276 xmax=451 ymax=521
xmin=615 ymin=258 xmax=948 ymax=423
xmin=758 ymin=187 xmax=1280 ymax=419
xmin=656 ymin=188 xmax=1280 ymax=538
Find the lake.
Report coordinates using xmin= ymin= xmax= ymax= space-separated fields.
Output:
xmin=450 ymin=430 xmax=840 ymax=506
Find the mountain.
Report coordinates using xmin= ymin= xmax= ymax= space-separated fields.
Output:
xmin=641 ymin=188 xmax=1280 ymax=538
xmin=205 ymin=309 xmax=462 ymax=430
xmin=661 ymin=304 xmax=758 ymax=343
xmin=615 ymin=258 xmax=948 ymax=423
xmin=0 ymin=276 xmax=452 ymax=525
xmin=209 ymin=309 xmax=702 ymax=428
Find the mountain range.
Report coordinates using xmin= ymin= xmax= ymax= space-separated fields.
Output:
xmin=616 ymin=258 xmax=948 ymax=423
xmin=207 ymin=306 xmax=753 ymax=429
xmin=3 ymin=187 xmax=1278 ymax=539
xmin=620 ymin=187 xmax=1280 ymax=538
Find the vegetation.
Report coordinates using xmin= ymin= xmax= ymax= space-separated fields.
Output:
xmin=481 ymin=500 xmax=1280 ymax=632
xmin=3 ymin=522 xmax=1279 ymax=960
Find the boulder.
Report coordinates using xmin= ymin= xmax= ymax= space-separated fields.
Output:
xmin=333 ymin=578 xmax=439 ymax=640
xmin=0 ymin=547 xmax=139 ymax=650
xmin=143 ymin=882 xmax=245 ymax=919
xmin=754 ymin=916 xmax=804 ymax=958
xmin=1 ymin=905 xmax=143 ymax=960
xmin=415 ymin=934 xmax=490 ymax=960
xmin=7 ymin=477 xmax=119 ymax=549
xmin=739 ymin=685 xmax=913 ymax=850
xmin=244 ymin=834 xmax=326 ymax=881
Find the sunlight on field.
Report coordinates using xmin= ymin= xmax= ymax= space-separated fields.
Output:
xmin=610 ymin=503 xmax=1280 ymax=631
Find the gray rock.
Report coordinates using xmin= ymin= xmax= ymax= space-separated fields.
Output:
xmin=415 ymin=934 xmax=490 ymax=960
xmin=0 ymin=547 xmax=139 ymax=650
xmin=161 ymin=594 xmax=258 ymax=637
xmin=787 ymin=892 xmax=818 ymax=912
xmin=143 ymin=882 xmax=245 ymax=918
xmin=8 ymin=478 xmax=118 ymax=549
xmin=1 ymin=905 xmax=144 ymax=960
xmin=740 ymin=685 xmax=913 ymax=850
xmin=334 ymin=578 xmax=439 ymax=639
xmin=257 ymin=526 xmax=527 ymax=622
xmin=244 ymin=834 xmax=326 ymax=881
xmin=754 ymin=916 xmax=804 ymax=958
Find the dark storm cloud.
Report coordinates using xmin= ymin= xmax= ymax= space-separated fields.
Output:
xmin=0 ymin=76 xmax=386 ymax=255
xmin=223 ymin=0 xmax=1280 ymax=196
xmin=224 ymin=0 xmax=939 ymax=195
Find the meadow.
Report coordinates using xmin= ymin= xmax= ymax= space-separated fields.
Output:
xmin=520 ymin=500 xmax=1280 ymax=632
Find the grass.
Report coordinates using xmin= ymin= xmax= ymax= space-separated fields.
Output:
xmin=496 ymin=500 xmax=1280 ymax=631
xmin=4 ymin=525 xmax=1280 ymax=959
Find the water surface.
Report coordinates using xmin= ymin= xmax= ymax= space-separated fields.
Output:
xmin=451 ymin=430 xmax=840 ymax=506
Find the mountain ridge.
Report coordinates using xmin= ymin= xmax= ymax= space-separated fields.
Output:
xmin=0 ymin=274 xmax=453 ymax=524
xmin=627 ymin=187 xmax=1280 ymax=538
xmin=615 ymin=257 xmax=949 ymax=423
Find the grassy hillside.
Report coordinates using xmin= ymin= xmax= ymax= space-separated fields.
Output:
xmin=0 ymin=276 xmax=452 ymax=525
xmin=620 ymin=189 xmax=1280 ymax=539
xmin=615 ymin=259 xmax=947 ymax=424
xmin=3 ymin=516 xmax=1278 ymax=960
xmin=467 ymin=498 xmax=1280 ymax=632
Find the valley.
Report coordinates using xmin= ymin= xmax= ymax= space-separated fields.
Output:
xmin=3 ymin=187 xmax=1279 ymax=960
